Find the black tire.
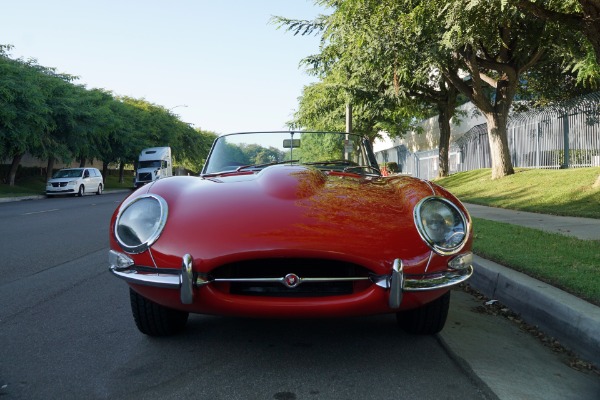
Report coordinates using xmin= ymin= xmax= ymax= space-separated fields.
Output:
xmin=397 ymin=291 xmax=450 ymax=335
xmin=129 ymin=288 xmax=189 ymax=336
xmin=96 ymin=184 xmax=103 ymax=195
xmin=77 ymin=185 xmax=84 ymax=197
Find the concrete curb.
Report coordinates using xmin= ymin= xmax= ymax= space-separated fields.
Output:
xmin=470 ymin=255 xmax=600 ymax=368
xmin=0 ymin=189 xmax=131 ymax=203
xmin=0 ymin=195 xmax=45 ymax=203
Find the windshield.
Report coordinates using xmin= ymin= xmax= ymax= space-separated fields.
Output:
xmin=202 ymin=131 xmax=379 ymax=176
xmin=53 ymin=169 xmax=84 ymax=179
xmin=139 ymin=160 xmax=162 ymax=169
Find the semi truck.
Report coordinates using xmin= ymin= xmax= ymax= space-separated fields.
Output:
xmin=134 ymin=147 xmax=172 ymax=188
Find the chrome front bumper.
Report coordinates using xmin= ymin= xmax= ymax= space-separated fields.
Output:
xmin=109 ymin=251 xmax=473 ymax=308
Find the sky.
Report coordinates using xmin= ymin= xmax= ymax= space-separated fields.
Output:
xmin=1 ymin=0 xmax=328 ymax=134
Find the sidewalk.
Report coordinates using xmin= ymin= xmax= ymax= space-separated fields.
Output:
xmin=464 ymin=203 xmax=600 ymax=368
xmin=465 ymin=203 xmax=600 ymax=240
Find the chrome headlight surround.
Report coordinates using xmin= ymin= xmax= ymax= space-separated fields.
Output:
xmin=114 ymin=194 xmax=168 ymax=254
xmin=414 ymin=196 xmax=469 ymax=255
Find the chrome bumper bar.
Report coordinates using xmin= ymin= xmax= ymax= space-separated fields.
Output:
xmin=109 ymin=251 xmax=473 ymax=308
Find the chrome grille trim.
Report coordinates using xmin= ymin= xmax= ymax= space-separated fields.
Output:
xmin=199 ymin=276 xmax=372 ymax=286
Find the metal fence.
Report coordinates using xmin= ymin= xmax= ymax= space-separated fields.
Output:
xmin=376 ymin=92 xmax=600 ymax=180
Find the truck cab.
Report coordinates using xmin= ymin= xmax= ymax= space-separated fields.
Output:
xmin=134 ymin=147 xmax=172 ymax=188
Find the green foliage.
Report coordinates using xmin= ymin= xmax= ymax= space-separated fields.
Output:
xmin=0 ymin=55 xmax=50 ymax=158
xmin=280 ymin=0 xmax=599 ymax=178
xmin=300 ymin=132 xmax=344 ymax=162
xmin=384 ymin=162 xmax=398 ymax=173
xmin=0 ymin=47 xmax=215 ymax=181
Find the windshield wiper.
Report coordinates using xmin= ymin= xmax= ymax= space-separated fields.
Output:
xmin=235 ymin=160 xmax=299 ymax=172
xmin=343 ymin=165 xmax=382 ymax=175
xmin=303 ymin=159 xmax=359 ymax=167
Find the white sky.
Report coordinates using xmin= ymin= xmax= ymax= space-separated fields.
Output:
xmin=1 ymin=0 xmax=327 ymax=134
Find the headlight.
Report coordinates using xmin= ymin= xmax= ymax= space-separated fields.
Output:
xmin=114 ymin=194 xmax=168 ymax=253
xmin=414 ymin=197 xmax=469 ymax=255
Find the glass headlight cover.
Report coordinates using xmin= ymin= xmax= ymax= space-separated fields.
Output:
xmin=115 ymin=194 xmax=168 ymax=253
xmin=414 ymin=197 xmax=469 ymax=255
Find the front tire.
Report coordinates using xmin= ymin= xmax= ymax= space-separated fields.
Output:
xmin=77 ymin=185 xmax=84 ymax=197
xmin=129 ymin=288 xmax=189 ymax=336
xmin=397 ymin=291 xmax=450 ymax=335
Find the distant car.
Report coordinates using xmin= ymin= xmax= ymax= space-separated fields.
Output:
xmin=46 ymin=167 xmax=103 ymax=197
xmin=109 ymin=131 xmax=473 ymax=336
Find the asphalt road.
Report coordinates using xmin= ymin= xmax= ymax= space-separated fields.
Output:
xmin=0 ymin=192 xmax=596 ymax=399
xmin=0 ymin=192 xmax=491 ymax=399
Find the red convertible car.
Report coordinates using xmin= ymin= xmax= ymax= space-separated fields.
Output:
xmin=109 ymin=131 xmax=473 ymax=336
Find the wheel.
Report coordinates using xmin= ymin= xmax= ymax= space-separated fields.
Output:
xmin=77 ymin=185 xmax=84 ymax=197
xmin=96 ymin=183 xmax=103 ymax=195
xmin=129 ymin=288 xmax=189 ymax=336
xmin=397 ymin=291 xmax=450 ymax=335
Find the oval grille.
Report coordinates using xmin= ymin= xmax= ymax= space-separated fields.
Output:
xmin=210 ymin=258 xmax=372 ymax=297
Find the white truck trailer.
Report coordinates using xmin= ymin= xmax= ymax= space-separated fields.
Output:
xmin=134 ymin=147 xmax=172 ymax=188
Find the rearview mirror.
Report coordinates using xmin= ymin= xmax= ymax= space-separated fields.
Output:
xmin=283 ymin=139 xmax=301 ymax=148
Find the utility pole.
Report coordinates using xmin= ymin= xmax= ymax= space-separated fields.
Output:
xmin=346 ymin=103 xmax=352 ymax=133
xmin=345 ymin=103 xmax=352 ymax=160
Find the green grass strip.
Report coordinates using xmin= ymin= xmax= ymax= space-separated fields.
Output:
xmin=472 ymin=217 xmax=600 ymax=306
xmin=436 ymin=167 xmax=600 ymax=218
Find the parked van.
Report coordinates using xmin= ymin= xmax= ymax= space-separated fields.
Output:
xmin=46 ymin=167 xmax=103 ymax=197
xmin=134 ymin=147 xmax=172 ymax=188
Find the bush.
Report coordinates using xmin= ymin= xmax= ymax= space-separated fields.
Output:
xmin=384 ymin=162 xmax=399 ymax=173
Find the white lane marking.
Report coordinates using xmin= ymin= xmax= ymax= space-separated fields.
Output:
xmin=22 ymin=209 xmax=60 ymax=216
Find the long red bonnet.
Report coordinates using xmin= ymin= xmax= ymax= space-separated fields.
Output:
xmin=122 ymin=165 xmax=440 ymax=273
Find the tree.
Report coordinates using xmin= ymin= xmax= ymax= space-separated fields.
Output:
xmin=0 ymin=54 xmax=50 ymax=185
xmin=0 ymin=46 xmax=215 ymax=185
xmin=279 ymin=0 xmax=595 ymax=179
xmin=313 ymin=0 xmax=462 ymax=177
xmin=171 ymin=124 xmax=217 ymax=173
xmin=437 ymin=0 xmax=578 ymax=178
xmin=276 ymin=1 xmax=462 ymax=177
xmin=514 ymin=0 xmax=600 ymax=69
xmin=28 ymin=68 xmax=80 ymax=180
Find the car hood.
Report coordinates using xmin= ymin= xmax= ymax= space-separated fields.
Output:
xmin=125 ymin=165 xmax=456 ymax=273
xmin=48 ymin=177 xmax=80 ymax=183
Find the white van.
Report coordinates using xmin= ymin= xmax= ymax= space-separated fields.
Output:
xmin=134 ymin=147 xmax=172 ymax=188
xmin=46 ymin=168 xmax=104 ymax=197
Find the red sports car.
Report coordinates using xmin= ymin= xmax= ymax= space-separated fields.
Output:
xmin=109 ymin=131 xmax=473 ymax=336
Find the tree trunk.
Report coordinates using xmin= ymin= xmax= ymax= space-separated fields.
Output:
xmin=437 ymin=114 xmax=451 ymax=178
xmin=485 ymin=113 xmax=514 ymax=179
xmin=434 ymin=82 xmax=458 ymax=179
xmin=436 ymin=97 xmax=457 ymax=178
xmin=46 ymin=158 xmax=55 ymax=181
xmin=102 ymin=161 xmax=109 ymax=183
xmin=119 ymin=162 xmax=125 ymax=184
xmin=7 ymin=153 xmax=23 ymax=186
xmin=79 ymin=157 xmax=86 ymax=168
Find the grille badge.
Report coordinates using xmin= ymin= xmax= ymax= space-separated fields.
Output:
xmin=283 ymin=273 xmax=300 ymax=288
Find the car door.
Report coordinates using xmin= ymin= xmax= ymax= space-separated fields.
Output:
xmin=93 ymin=169 xmax=102 ymax=192
xmin=82 ymin=169 xmax=92 ymax=194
